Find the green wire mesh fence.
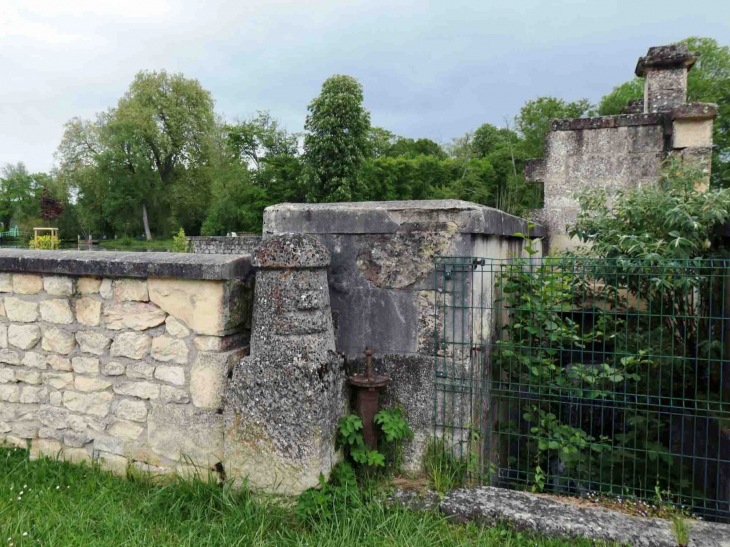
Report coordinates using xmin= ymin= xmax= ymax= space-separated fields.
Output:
xmin=434 ymin=256 xmax=730 ymax=522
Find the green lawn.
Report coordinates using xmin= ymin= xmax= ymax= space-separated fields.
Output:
xmin=97 ymin=237 xmax=174 ymax=251
xmin=0 ymin=447 xmax=610 ymax=546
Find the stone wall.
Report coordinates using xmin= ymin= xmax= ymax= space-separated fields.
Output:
xmin=187 ymin=235 xmax=261 ymax=255
xmin=0 ymin=250 xmax=253 ymax=479
xmin=525 ymin=44 xmax=717 ymax=250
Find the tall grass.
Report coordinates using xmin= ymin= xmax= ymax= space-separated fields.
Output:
xmin=0 ymin=447 xmax=609 ymax=546
xmin=423 ymin=438 xmax=469 ymax=493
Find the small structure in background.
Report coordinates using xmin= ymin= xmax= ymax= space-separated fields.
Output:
xmin=30 ymin=227 xmax=59 ymax=250
xmin=0 ymin=225 xmax=20 ymax=240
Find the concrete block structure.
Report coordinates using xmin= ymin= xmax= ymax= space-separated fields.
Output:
xmin=263 ymin=200 xmax=543 ymax=467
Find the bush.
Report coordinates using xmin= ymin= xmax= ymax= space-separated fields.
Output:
xmin=171 ymin=227 xmax=188 ymax=253
xmin=29 ymin=235 xmax=58 ymax=250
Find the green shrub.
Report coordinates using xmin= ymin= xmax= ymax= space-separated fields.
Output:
xmin=29 ymin=235 xmax=58 ymax=250
xmin=336 ymin=408 xmax=412 ymax=472
xmin=171 ymin=227 xmax=189 ymax=253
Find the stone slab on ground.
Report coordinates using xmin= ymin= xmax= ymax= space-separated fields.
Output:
xmin=440 ymin=486 xmax=730 ymax=547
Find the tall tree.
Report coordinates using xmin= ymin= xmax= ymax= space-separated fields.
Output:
xmin=515 ymin=97 xmax=594 ymax=158
xmin=55 ymin=72 xmax=217 ymax=239
xmin=202 ymin=112 xmax=304 ymax=235
xmin=303 ymin=75 xmax=371 ymax=202
xmin=112 ymin=70 xmax=216 ymax=239
xmin=0 ymin=163 xmax=42 ymax=231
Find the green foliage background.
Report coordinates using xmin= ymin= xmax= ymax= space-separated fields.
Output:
xmin=1 ymin=36 xmax=727 ymax=241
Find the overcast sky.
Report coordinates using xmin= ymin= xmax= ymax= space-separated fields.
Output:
xmin=2 ymin=0 xmax=729 ymax=173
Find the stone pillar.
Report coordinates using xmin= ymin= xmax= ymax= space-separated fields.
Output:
xmin=636 ymin=44 xmax=697 ymax=113
xmin=671 ymin=103 xmax=718 ymax=190
xmin=223 ymin=234 xmax=345 ymax=494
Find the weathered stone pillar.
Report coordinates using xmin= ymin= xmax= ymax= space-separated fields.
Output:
xmin=223 ymin=234 xmax=345 ymax=494
xmin=636 ymin=44 xmax=697 ymax=113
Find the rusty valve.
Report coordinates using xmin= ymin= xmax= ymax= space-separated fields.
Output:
xmin=347 ymin=348 xmax=389 ymax=451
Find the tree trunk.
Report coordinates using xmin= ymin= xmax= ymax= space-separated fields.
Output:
xmin=142 ymin=203 xmax=152 ymax=241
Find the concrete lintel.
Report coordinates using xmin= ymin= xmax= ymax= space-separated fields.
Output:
xmin=263 ymin=200 xmax=545 ymax=238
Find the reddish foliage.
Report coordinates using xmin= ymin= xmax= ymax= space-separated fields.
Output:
xmin=39 ymin=187 xmax=64 ymax=221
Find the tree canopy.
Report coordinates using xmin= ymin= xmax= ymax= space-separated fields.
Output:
xmin=2 ymin=36 xmax=726 ymax=241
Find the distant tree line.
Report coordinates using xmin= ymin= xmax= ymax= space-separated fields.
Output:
xmin=2 ymin=37 xmax=728 ymax=240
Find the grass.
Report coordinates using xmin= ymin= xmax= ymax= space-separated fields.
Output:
xmin=423 ymin=438 xmax=469 ymax=494
xmin=97 ymin=237 xmax=174 ymax=251
xmin=0 ymin=447 xmax=616 ymax=547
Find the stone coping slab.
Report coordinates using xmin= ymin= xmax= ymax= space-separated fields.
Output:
xmin=672 ymin=103 xmax=719 ymax=120
xmin=264 ymin=200 xmax=545 ymax=237
xmin=440 ymin=486 xmax=730 ymax=547
xmin=550 ymin=113 xmax=665 ymax=132
xmin=0 ymin=249 xmax=253 ymax=280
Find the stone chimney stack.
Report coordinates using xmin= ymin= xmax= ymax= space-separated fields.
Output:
xmin=636 ymin=44 xmax=698 ymax=113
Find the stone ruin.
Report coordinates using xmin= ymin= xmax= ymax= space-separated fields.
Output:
xmin=0 ymin=43 xmax=718 ymax=495
xmin=525 ymin=43 xmax=717 ymax=249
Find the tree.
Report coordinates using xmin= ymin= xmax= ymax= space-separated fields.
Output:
xmin=471 ymin=123 xmax=518 ymax=158
xmin=388 ymin=137 xmax=445 ymax=159
xmin=202 ymin=113 xmax=305 ymax=235
xmin=303 ymin=75 xmax=371 ymax=202
xmin=367 ymin=127 xmax=397 ymax=158
xmin=515 ymin=97 xmax=594 ymax=159
xmin=56 ymin=71 xmax=217 ymax=240
xmin=112 ymin=70 xmax=216 ymax=239
xmin=39 ymin=187 xmax=64 ymax=221
xmin=597 ymin=79 xmax=644 ymax=115
xmin=0 ymin=163 xmax=42 ymax=231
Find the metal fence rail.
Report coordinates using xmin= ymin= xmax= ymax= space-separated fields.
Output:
xmin=434 ymin=256 xmax=730 ymax=521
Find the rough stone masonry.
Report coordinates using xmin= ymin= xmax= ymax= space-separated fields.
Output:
xmin=526 ymin=43 xmax=717 ymax=250
xmin=224 ymin=234 xmax=346 ymax=493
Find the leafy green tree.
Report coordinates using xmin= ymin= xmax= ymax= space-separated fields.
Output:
xmin=0 ymin=163 xmax=42 ymax=232
xmin=471 ymin=123 xmax=518 ymax=158
xmin=303 ymin=75 xmax=371 ymax=202
xmin=388 ymin=137 xmax=445 ymax=159
xmin=203 ymin=112 xmax=304 ymax=235
xmin=367 ymin=127 xmax=397 ymax=158
xmin=515 ymin=97 xmax=594 ymax=158
xmin=112 ymin=70 xmax=216 ymax=238
xmin=56 ymin=71 xmax=217 ymax=240
xmin=597 ymin=79 xmax=644 ymax=115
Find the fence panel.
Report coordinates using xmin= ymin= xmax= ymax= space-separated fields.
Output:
xmin=434 ymin=256 xmax=730 ymax=522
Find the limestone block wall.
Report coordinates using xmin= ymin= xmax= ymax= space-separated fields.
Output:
xmin=0 ymin=250 xmax=253 ymax=479
xmin=525 ymin=114 xmax=666 ymax=247
xmin=187 ymin=235 xmax=261 ymax=255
